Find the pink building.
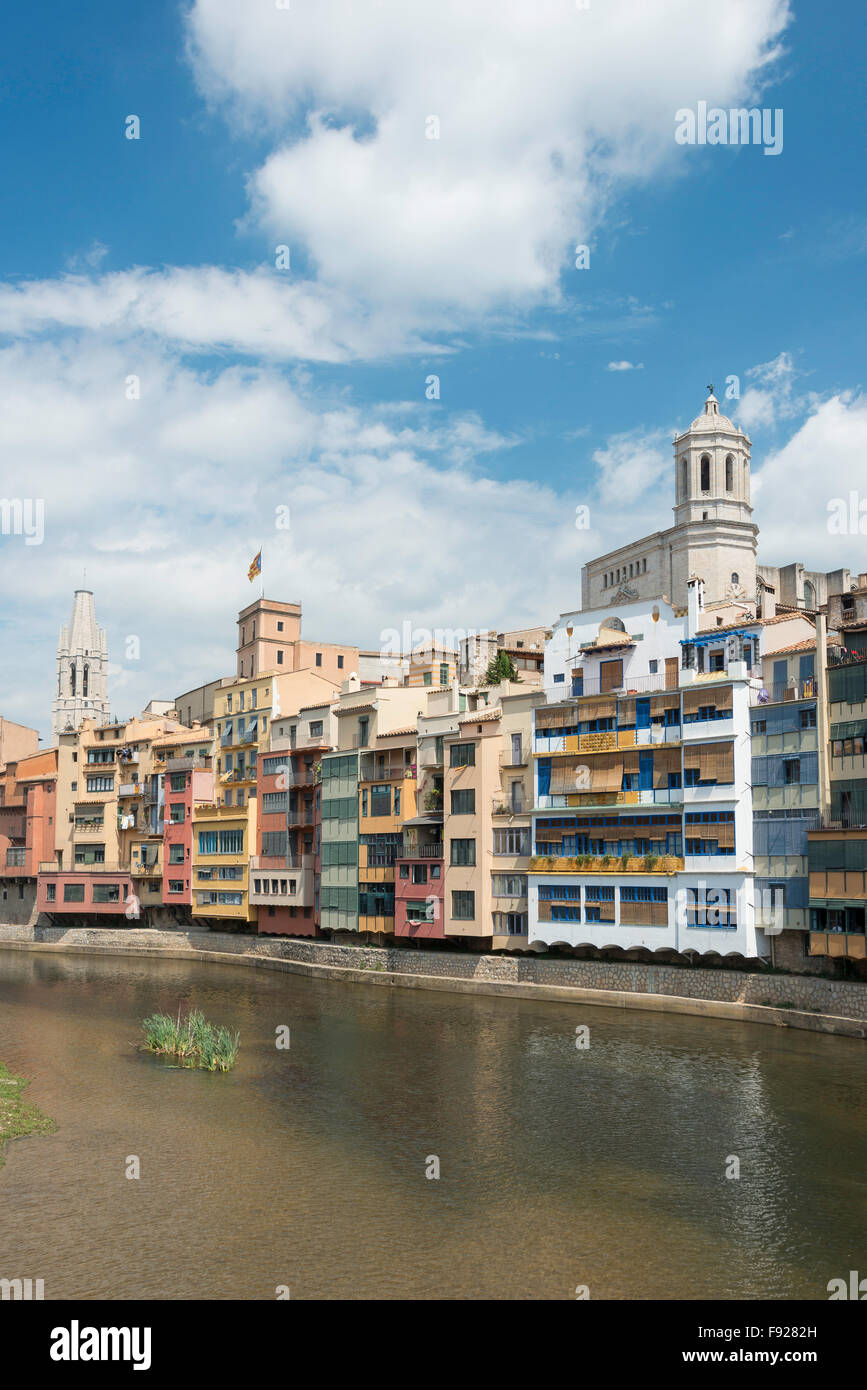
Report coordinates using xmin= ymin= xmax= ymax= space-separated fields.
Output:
xmin=394 ymin=817 xmax=445 ymax=939
xmin=155 ymin=732 xmax=214 ymax=911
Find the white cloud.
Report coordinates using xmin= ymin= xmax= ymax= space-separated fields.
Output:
xmin=752 ymin=392 xmax=867 ymax=566
xmin=187 ymin=0 xmax=791 ymax=319
xmin=607 ymin=360 xmax=644 ymax=371
xmin=735 ymin=350 xmax=803 ymax=431
xmin=591 ymin=426 xmax=673 ymax=506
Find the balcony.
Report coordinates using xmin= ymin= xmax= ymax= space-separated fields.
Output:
xmin=250 ymin=854 xmax=303 ymax=871
xmin=529 ymin=853 xmax=684 ymax=875
xmin=493 ymin=802 xmax=528 ymax=817
xmin=74 ymin=820 xmax=106 ymax=835
xmin=751 ymin=680 xmax=816 ymax=706
xmin=131 ymin=861 xmax=162 ymax=877
xmin=536 ymin=789 xmax=682 ymax=810
xmin=398 ymin=841 xmax=443 ymax=860
xmin=165 ymin=754 xmax=209 ymax=772
xmin=534 ymin=727 xmax=682 ymax=755
xmin=119 ymin=782 xmax=144 ymax=797
xmin=360 ymin=761 xmax=416 ymax=782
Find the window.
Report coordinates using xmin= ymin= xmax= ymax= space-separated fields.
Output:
xmin=510 ymin=780 xmax=524 ymax=812
xmin=553 ymin=673 xmax=565 ymax=683
xmin=277 ymin=651 xmax=283 ymax=665
xmin=450 ymin=788 xmax=475 ymax=814
xmin=423 ymin=671 xmax=433 ymax=686
xmin=753 ymin=719 xmax=767 ymax=734
xmin=170 ymin=804 xmax=185 ymax=823
xmin=451 ymin=890 xmax=475 ymax=921
xmin=87 ymin=748 xmax=114 ymax=764
xmin=63 ymin=882 xmax=86 ymax=902
xmin=170 ymin=772 xmax=186 ymax=792
xmin=168 ymin=881 xmax=184 ymax=894
xmin=46 ymin=883 xmax=56 ymax=902
xmin=75 ymin=845 xmax=105 ymax=864
xmin=315 ymin=652 xmax=322 ymax=667
xmin=370 ymin=785 xmax=391 ymax=817
xmin=800 ymin=707 xmax=817 ymax=729
xmin=93 ymin=884 xmax=120 ymax=903
xmin=492 ymin=874 xmax=527 ymax=897
xmin=784 ymin=759 xmax=801 ymax=785
xmin=277 ymin=621 xmax=283 ymax=632
xmin=700 ymin=454 xmax=710 ymax=491
xmin=450 ymin=838 xmax=476 ymax=866
xmin=725 ymin=455 xmax=734 ymax=491
xmin=493 ymin=827 xmax=530 ymax=856
xmin=450 ymin=743 xmax=475 ymax=768
xmin=86 ymin=776 xmax=114 ymax=792
xmin=411 ymin=864 xmax=427 ymax=885
xmin=358 ymin=718 xmax=369 ymax=748
xmin=263 ymin=792 xmax=288 ymax=812
xmin=511 ymin=733 xmax=523 ymax=764
xmin=337 ymin=655 xmax=344 ymax=670
xmin=649 ymin=660 xmax=658 ymax=674
xmin=399 ymin=863 xmax=409 ymax=879
xmin=310 ymin=720 xmax=323 ymax=738
xmin=361 ymin=787 xmax=368 ymax=817
xmin=169 ymin=844 xmax=185 ymax=864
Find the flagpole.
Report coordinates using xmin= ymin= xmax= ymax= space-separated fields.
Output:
xmin=260 ymin=545 xmax=264 ymax=600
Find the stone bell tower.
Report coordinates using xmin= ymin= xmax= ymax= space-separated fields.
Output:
xmin=52 ymin=588 xmax=110 ymax=742
xmin=669 ymin=387 xmax=758 ymax=610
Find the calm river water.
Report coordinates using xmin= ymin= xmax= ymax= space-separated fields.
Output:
xmin=0 ymin=946 xmax=864 ymax=1300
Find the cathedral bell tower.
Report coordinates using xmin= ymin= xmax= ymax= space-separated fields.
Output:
xmin=669 ymin=387 xmax=758 ymax=609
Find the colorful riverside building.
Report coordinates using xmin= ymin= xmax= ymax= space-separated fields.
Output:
xmin=38 ymin=712 xmax=201 ymax=922
xmin=529 ymin=575 xmax=818 ymax=961
xmin=805 ymin=644 xmax=867 ymax=976
xmin=319 ymin=680 xmax=430 ymax=935
xmin=193 ymin=667 xmax=339 ymax=928
xmin=0 ymin=743 xmax=57 ymax=924
xmin=250 ymin=699 xmax=336 ymax=935
xmin=151 ymin=726 xmax=215 ymax=914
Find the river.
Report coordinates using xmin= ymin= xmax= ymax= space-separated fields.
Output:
xmin=0 ymin=946 xmax=864 ymax=1299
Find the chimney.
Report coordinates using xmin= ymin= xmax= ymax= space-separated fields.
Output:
xmin=686 ymin=576 xmax=705 ymax=639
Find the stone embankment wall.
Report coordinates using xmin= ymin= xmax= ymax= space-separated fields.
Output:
xmin=0 ymin=923 xmax=865 ymax=1037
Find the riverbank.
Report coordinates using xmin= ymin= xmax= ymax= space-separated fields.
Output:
xmin=0 ymin=1058 xmax=55 ymax=1168
xmin=2 ymin=923 xmax=866 ymax=1038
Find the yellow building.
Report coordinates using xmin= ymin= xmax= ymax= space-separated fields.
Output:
xmin=191 ymin=799 xmax=258 ymax=924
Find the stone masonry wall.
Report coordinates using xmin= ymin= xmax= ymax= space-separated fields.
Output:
xmin=1 ymin=922 xmax=866 ymax=1023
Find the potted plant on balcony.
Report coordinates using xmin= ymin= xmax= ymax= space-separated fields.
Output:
xmin=424 ymin=789 xmax=442 ymax=811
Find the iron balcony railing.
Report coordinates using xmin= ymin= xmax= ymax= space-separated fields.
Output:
xmin=751 ymin=680 xmax=816 ymax=706
xmin=398 ymin=842 xmax=443 ymax=860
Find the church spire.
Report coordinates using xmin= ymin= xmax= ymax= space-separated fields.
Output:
xmin=51 ymin=586 xmax=110 ymax=743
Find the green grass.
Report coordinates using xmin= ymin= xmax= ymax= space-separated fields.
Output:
xmin=0 ymin=1059 xmax=56 ymax=1169
xmin=140 ymin=1008 xmax=240 ymax=1071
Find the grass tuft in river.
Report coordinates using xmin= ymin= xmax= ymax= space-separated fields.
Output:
xmin=0 ymin=1059 xmax=56 ymax=1168
xmin=140 ymin=1008 xmax=240 ymax=1072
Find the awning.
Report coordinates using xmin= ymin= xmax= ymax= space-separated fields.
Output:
xmin=400 ymin=813 xmax=443 ymax=827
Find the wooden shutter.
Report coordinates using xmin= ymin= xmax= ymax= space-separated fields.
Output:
xmin=600 ymin=660 xmax=623 ymax=692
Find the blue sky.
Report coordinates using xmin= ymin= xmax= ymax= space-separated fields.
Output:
xmin=0 ymin=0 xmax=865 ymax=737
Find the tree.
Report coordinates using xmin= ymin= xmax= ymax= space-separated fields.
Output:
xmin=484 ymin=650 xmax=520 ymax=686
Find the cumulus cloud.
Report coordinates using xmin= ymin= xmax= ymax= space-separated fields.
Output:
xmin=751 ymin=392 xmax=867 ymax=566
xmin=187 ymin=0 xmax=791 ymax=320
xmin=607 ymin=360 xmax=644 ymax=371
xmin=736 ymin=350 xmax=803 ymax=431
xmin=591 ymin=426 xmax=673 ymax=506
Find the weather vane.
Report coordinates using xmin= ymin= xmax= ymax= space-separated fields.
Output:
xmin=706 ymin=382 xmax=714 ymax=395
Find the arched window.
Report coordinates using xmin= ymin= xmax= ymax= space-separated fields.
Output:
xmin=731 ymin=572 xmax=739 ymax=585
xmin=603 ymin=574 xmax=607 ymax=588
xmin=804 ymin=581 xmax=816 ymax=610
xmin=604 ymin=617 xmax=627 ymax=633
xmin=69 ymin=663 xmax=76 ymax=696
xmin=700 ymin=454 xmax=711 ymax=491
xmin=725 ymin=454 xmax=733 ymax=491
xmin=83 ymin=663 xmax=89 ymax=697
xmin=681 ymin=458 xmax=688 ymax=496
xmin=743 ymin=460 xmax=749 ymax=497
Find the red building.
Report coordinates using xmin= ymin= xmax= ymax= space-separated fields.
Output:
xmin=394 ymin=815 xmax=445 ymax=939
xmin=0 ymin=749 xmax=57 ymax=917
xmin=154 ymin=730 xmax=214 ymax=913
xmin=252 ymin=735 xmax=320 ymax=935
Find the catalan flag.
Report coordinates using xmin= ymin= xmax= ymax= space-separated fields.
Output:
xmin=248 ymin=549 xmax=262 ymax=582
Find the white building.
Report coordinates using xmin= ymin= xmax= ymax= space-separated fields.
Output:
xmin=51 ymin=589 xmax=109 ymax=743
